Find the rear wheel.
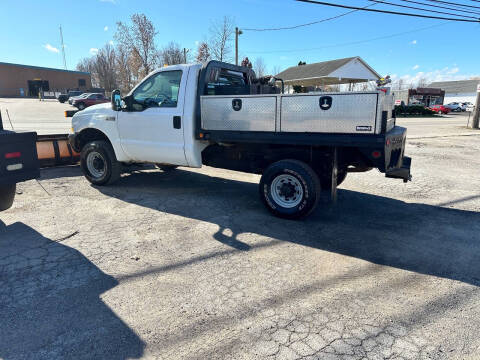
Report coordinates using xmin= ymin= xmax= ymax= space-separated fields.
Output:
xmin=0 ymin=184 xmax=16 ymax=211
xmin=80 ymin=140 xmax=121 ymax=185
xmin=259 ymin=159 xmax=321 ymax=219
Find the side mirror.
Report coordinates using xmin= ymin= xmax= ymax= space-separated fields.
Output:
xmin=111 ymin=89 xmax=122 ymax=111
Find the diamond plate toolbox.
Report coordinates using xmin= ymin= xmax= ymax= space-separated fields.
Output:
xmin=201 ymin=95 xmax=277 ymax=132
xmin=280 ymin=93 xmax=379 ymax=134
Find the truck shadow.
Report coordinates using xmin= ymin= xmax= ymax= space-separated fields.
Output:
xmin=0 ymin=221 xmax=145 ymax=360
xmin=96 ymin=168 xmax=480 ymax=287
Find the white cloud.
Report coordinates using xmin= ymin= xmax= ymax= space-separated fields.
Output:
xmin=109 ymin=40 xmax=114 ymax=46
xmin=395 ymin=67 xmax=480 ymax=87
xmin=411 ymin=40 xmax=417 ymax=45
xmin=104 ymin=26 xmax=109 ymax=31
xmin=412 ymin=65 xmax=419 ymax=70
xmin=90 ymin=48 xmax=99 ymax=55
xmin=43 ymin=44 xmax=59 ymax=53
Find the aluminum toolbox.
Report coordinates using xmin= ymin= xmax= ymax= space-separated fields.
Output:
xmin=200 ymin=95 xmax=277 ymax=132
xmin=200 ymin=91 xmax=392 ymax=135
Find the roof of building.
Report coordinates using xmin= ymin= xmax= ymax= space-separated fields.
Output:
xmin=275 ymin=56 xmax=381 ymax=86
xmin=0 ymin=62 xmax=90 ymax=75
xmin=428 ymin=79 xmax=480 ymax=94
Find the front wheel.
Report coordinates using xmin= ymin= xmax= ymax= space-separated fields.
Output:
xmin=80 ymin=140 xmax=121 ymax=185
xmin=77 ymin=103 xmax=86 ymax=110
xmin=0 ymin=184 xmax=16 ymax=211
xmin=259 ymin=159 xmax=321 ymax=219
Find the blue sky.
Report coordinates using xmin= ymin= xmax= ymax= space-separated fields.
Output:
xmin=1 ymin=0 xmax=479 ymax=85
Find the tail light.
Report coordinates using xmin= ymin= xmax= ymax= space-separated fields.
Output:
xmin=372 ymin=151 xmax=382 ymax=159
xmin=5 ymin=152 xmax=21 ymax=159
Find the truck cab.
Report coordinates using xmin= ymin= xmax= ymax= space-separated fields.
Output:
xmin=69 ymin=61 xmax=411 ymax=219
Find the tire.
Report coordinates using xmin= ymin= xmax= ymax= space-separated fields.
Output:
xmin=156 ymin=164 xmax=178 ymax=171
xmin=77 ymin=102 xmax=86 ymax=110
xmin=259 ymin=159 xmax=321 ymax=219
xmin=0 ymin=184 xmax=16 ymax=211
xmin=80 ymin=140 xmax=121 ymax=185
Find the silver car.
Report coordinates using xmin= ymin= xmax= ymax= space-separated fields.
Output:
xmin=445 ymin=102 xmax=466 ymax=112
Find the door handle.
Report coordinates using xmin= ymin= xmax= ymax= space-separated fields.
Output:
xmin=173 ymin=116 xmax=181 ymax=129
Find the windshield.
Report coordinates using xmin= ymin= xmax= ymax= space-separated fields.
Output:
xmin=133 ymin=70 xmax=182 ymax=108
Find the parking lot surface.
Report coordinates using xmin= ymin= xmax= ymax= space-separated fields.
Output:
xmin=0 ymin=98 xmax=73 ymax=135
xmin=1 ymin=118 xmax=480 ymax=359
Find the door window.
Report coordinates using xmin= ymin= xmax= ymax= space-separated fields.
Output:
xmin=133 ymin=70 xmax=182 ymax=108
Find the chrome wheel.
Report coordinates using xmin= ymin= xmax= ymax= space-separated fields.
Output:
xmin=86 ymin=151 xmax=106 ymax=179
xmin=270 ymin=174 xmax=304 ymax=208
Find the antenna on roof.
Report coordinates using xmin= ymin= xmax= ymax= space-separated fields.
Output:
xmin=59 ymin=25 xmax=67 ymax=70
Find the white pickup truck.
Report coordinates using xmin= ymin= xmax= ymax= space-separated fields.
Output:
xmin=68 ymin=61 xmax=411 ymax=219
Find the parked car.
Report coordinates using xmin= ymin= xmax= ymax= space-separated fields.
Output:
xmin=57 ymin=90 xmax=83 ymax=103
xmin=444 ymin=102 xmax=466 ymax=112
xmin=72 ymin=93 xmax=109 ymax=110
xmin=429 ymin=105 xmax=451 ymax=114
xmin=69 ymin=93 xmax=90 ymax=105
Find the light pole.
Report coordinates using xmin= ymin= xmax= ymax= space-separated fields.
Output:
xmin=235 ymin=27 xmax=243 ymax=65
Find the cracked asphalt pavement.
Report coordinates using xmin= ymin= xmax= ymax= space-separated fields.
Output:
xmin=1 ymin=117 xmax=480 ymax=359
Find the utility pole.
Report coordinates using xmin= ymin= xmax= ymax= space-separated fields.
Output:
xmin=235 ymin=27 xmax=242 ymax=66
xmin=183 ymin=48 xmax=189 ymax=64
xmin=59 ymin=25 xmax=67 ymax=70
xmin=471 ymin=83 xmax=480 ymax=129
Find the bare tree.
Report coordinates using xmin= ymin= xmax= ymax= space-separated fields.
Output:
xmin=271 ymin=65 xmax=281 ymax=76
xmin=196 ymin=42 xmax=210 ymax=63
xmin=115 ymin=13 xmax=158 ymax=78
xmin=254 ymin=57 xmax=267 ymax=77
xmin=115 ymin=45 xmax=134 ymax=92
xmin=241 ymin=57 xmax=252 ymax=69
xmin=395 ymin=78 xmax=405 ymax=90
xmin=417 ymin=77 xmax=428 ymax=88
xmin=209 ymin=16 xmax=235 ymax=62
xmin=76 ymin=44 xmax=118 ymax=91
xmin=160 ymin=42 xmax=184 ymax=65
xmin=92 ymin=44 xmax=118 ymax=92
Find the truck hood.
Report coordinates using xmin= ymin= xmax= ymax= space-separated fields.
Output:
xmin=72 ymin=103 xmax=117 ymax=129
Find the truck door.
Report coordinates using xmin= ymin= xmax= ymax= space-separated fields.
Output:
xmin=117 ymin=66 xmax=188 ymax=165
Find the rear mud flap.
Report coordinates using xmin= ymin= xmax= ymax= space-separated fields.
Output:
xmin=386 ymin=156 xmax=412 ymax=183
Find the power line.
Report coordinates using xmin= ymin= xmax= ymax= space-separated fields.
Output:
xmin=368 ymin=0 xmax=480 ymax=19
xmin=423 ymin=0 xmax=480 ymax=10
xmin=243 ymin=3 xmax=375 ymax=31
xmin=245 ymin=22 xmax=446 ymax=54
xmin=398 ymin=0 xmax=480 ymax=16
xmin=296 ymin=0 xmax=480 ymax=22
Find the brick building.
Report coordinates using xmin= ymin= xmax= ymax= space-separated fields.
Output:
xmin=0 ymin=62 xmax=92 ymax=97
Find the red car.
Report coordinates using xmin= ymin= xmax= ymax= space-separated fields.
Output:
xmin=72 ymin=93 xmax=109 ymax=110
xmin=429 ymin=105 xmax=451 ymax=115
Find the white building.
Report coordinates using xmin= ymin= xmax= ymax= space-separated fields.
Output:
xmin=275 ymin=56 xmax=381 ymax=93
xmin=428 ymin=80 xmax=480 ymax=104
